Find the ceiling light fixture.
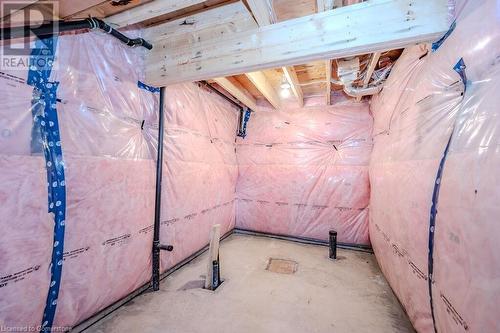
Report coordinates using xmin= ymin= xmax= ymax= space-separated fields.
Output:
xmin=280 ymin=87 xmax=291 ymax=98
xmin=280 ymin=75 xmax=291 ymax=98
xmin=280 ymin=75 xmax=291 ymax=90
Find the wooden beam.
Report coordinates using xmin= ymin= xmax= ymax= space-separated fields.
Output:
xmin=243 ymin=0 xmax=282 ymax=109
xmin=282 ymin=66 xmax=304 ymax=107
xmin=144 ymin=2 xmax=257 ymax=42
xmin=145 ymin=0 xmax=449 ymax=86
xmin=246 ymin=71 xmax=281 ymax=109
xmin=357 ymin=51 xmax=381 ymax=101
xmin=245 ymin=0 xmax=275 ymax=26
xmin=59 ymin=0 xmax=145 ymax=20
xmin=213 ymin=77 xmax=258 ymax=110
xmin=361 ymin=52 xmax=381 ymax=87
xmin=318 ymin=0 xmax=336 ymax=105
xmin=144 ymin=2 xmax=261 ymax=110
xmin=58 ymin=0 xmax=105 ymax=18
xmin=107 ymin=0 xmax=206 ymax=28
xmin=325 ymin=60 xmax=332 ymax=105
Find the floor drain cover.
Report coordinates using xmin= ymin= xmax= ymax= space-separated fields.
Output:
xmin=266 ymin=258 xmax=298 ymax=274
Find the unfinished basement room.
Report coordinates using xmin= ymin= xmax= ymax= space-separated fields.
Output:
xmin=0 ymin=0 xmax=498 ymax=332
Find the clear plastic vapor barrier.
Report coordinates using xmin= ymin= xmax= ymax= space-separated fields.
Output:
xmin=369 ymin=0 xmax=500 ymax=331
xmin=0 ymin=31 xmax=238 ymax=328
xmin=236 ymin=101 xmax=373 ymax=245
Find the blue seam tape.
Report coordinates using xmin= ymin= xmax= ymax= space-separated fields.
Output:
xmin=432 ymin=21 xmax=456 ymax=52
xmin=138 ymin=80 xmax=160 ymax=93
xmin=453 ymin=58 xmax=467 ymax=92
xmin=27 ymin=36 xmax=66 ymax=332
xmin=237 ymin=109 xmax=251 ymax=138
xmin=427 ymin=134 xmax=451 ymax=333
xmin=427 ymin=58 xmax=467 ymax=333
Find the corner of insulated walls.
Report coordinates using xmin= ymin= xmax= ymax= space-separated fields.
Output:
xmin=235 ymin=100 xmax=373 ymax=246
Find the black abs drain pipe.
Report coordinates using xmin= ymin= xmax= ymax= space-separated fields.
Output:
xmin=0 ymin=17 xmax=153 ymax=50
xmin=152 ymin=87 xmax=174 ymax=291
xmin=212 ymin=259 xmax=221 ymax=290
xmin=329 ymin=230 xmax=337 ymax=260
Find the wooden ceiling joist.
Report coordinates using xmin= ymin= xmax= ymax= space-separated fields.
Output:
xmin=213 ymin=77 xmax=258 ymax=110
xmin=144 ymin=2 xmax=257 ymax=42
xmin=282 ymin=66 xmax=304 ymax=107
xmin=107 ymin=0 xmax=207 ymax=28
xmin=245 ymin=0 xmax=276 ymax=25
xmin=325 ymin=60 xmax=332 ymax=105
xmin=145 ymin=0 xmax=449 ymax=86
xmin=246 ymin=71 xmax=281 ymax=109
xmin=58 ymin=0 xmax=107 ymax=18
xmin=357 ymin=51 xmax=381 ymax=101
xmin=361 ymin=52 xmax=381 ymax=87
xmin=317 ymin=0 xmax=334 ymax=105
xmin=244 ymin=0 xmax=287 ymax=109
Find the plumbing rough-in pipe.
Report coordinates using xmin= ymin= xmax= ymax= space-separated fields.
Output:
xmin=343 ymin=84 xmax=384 ymax=98
xmin=0 ymin=17 xmax=153 ymax=50
xmin=332 ymin=62 xmax=393 ymax=98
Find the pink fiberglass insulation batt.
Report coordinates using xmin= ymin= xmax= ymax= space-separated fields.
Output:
xmin=0 ymin=32 xmax=238 ymax=328
xmin=158 ymin=82 xmax=238 ymax=270
xmin=52 ymin=33 xmax=156 ymax=327
xmin=236 ymin=102 xmax=373 ymax=245
xmin=369 ymin=0 xmax=500 ymax=332
xmin=0 ymin=156 xmax=52 ymax=329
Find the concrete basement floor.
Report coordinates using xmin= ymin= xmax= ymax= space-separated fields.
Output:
xmin=85 ymin=234 xmax=414 ymax=333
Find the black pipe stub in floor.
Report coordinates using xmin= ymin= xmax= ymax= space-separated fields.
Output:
xmin=203 ymin=259 xmax=223 ymax=291
xmin=203 ymin=279 xmax=224 ymax=292
xmin=329 ymin=230 xmax=338 ymax=260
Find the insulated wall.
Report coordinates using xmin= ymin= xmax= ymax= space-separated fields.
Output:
xmin=0 ymin=32 xmax=238 ymax=330
xmin=158 ymin=83 xmax=238 ymax=270
xmin=0 ymin=32 xmax=156 ymax=330
xmin=236 ymin=101 xmax=372 ymax=245
xmin=369 ymin=0 xmax=500 ymax=332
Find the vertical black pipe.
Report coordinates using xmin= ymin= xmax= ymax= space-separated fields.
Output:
xmin=152 ymin=87 xmax=165 ymax=291
xmin=212 ymin=260 xmax=220 ymax=289
xmin=329 ymin=230 xmax=337 ymax=260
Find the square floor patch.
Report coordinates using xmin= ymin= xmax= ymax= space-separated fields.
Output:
xmin=266 ymin=258 xmax=298 ymax=274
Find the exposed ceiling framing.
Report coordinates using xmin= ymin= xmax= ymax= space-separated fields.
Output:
xmin=282 ymin=66 xmax=304 ymax=107
xmin=144 ymin=0 xmax=449 ymax=89
xmin=245 ymin=0 xmax=276 ymax=25
xmin=5 ymin=0 xmax=449 ymax=110
xmin=325 ymin=60 xmax=333 ymax=106
xmin=246 ymin=71 xmax=281 ymax=109
xmin=107 ymin=0 xmax=207 ymax=28
xmin=317 ymin=0 xmax=333 ymax=105
xmin=213 ymin=77 xmax=258 ymax=110
xmin=356 ymin=51 xmax=381 ymax=102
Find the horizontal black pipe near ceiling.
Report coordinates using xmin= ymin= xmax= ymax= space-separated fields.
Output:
xmin=0 ymin=17 xmax=153 ymax=50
